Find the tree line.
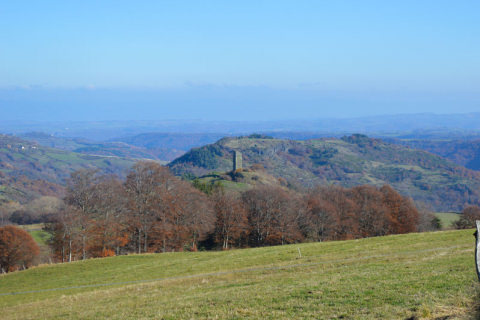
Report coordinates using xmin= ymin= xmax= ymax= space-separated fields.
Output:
xmin=43 ymin=161 xmax=431 ymax=263
xmin=454 ymin=205 xmax=480 ymax=229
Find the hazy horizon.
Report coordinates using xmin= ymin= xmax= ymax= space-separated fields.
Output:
xmin=1 ymin=1 xmax=479 ymax=121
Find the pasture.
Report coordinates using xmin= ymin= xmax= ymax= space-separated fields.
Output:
xmin=0 ymin=229 xmax=478 ymax=319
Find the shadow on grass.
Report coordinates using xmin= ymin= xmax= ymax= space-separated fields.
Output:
xmin=473 ymin=285 xmax=480 ymax=320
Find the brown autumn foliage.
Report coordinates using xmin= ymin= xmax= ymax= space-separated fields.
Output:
xmin=47 ymin=169 xmax=130 ymax=262
xmin=305 ymin=186 xmax=358 ymax=241
xmin=47 ymin=162 xmax=215 ymax=261
xmin=212 ymin=189 xmax=248 ymax=249
xmin=0 ymin=225 xmax=39 ymax=272
xmin=380 ymin=185 xmax=419 ymax=234
xmin=45 ymin=163 xmax=424 ymax=263
xmin=88 ymin=175 xmax=128 ymax=257
xmin=304 ymin=185 xmax=418 ymax=241
xmin=242 ymin=186 xmax=303 ymax=246
xmin=124 ymin=162 xmax=214 ymax=253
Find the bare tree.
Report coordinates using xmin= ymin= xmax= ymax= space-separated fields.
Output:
xmin=125 ymin=162 xmax=165 ymax=253
xmin=46 ymin=204 xmax=81 ymax=262
xmin=64 ymin=169 xmax=99 ymax=260
xmin=242 ymin=186 xmax=303 ymax=246
xmin=0 ymin=201 xmax=23 ymax=226
xmin=91 ymin=175 xmax=128 ymax=256
xmin=455 ymin=205 xmax=480 ymax=229
xmin=213 ymin=189 xmax=248 ymax=249
xmin=180 ymin=185 xmax=215 ymax=251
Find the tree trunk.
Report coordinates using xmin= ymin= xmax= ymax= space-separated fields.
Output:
xmin=475 ymin=220 xmax=480 ymax=282
xmin=138 ymin=231 xmax=142 ymax=254
xmin=192 ymin=232 xmax=197 ymax=251
xmin=68 ymin=239 xmax=72 ymax=262
xmin=82 ymin=234 xmax=86 ymax=260
xmin=162 ymin=233 xmax=166 ymax=253
xmin=144 ymin=231 xmax=148 ymax=253
xmin=224 ymin=234 xmax=229 ymax=250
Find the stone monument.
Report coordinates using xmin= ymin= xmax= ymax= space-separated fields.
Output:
xmin=233 ymin=151 xmax=242 ymax=171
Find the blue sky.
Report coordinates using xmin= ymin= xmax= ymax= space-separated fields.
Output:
xmin=0 ymin=1 xmax=479 ymax=120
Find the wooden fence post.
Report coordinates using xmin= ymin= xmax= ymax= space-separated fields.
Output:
xmin=475 ymin=220 xmax=480 ymax=282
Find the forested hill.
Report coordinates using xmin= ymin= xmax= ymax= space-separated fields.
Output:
xmin=19 ymin=132 xmax=174 ymax=162
xmin=0 ymin=134 xmax=135 ymax=203
xmin=169 ymin=134 xmax=480 ymax=211
xmin=391 ymin=139 xmax=480 ymax=171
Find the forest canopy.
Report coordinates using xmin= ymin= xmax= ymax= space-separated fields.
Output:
xmin=43 ymin=162 xmax=427 ymax=263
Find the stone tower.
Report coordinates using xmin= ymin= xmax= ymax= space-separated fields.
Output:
xmin=233 ymin=151 xmax=242 ymax=171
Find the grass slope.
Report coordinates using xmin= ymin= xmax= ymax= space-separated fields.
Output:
xmin=169 ymin=135 xmax=480 ymax=211
xmin=194 ymin=169 xmax=287 ymax=193
xmin=435 ymin=212 xmax=461 ymax=230
xmin=18 ymin=224 xmax=52 ymax=263
xmin=0 ymin=230 xmax=478 ymax=319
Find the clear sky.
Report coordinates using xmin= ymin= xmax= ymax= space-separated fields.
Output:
xmin=0 ymin=1 xmax=479 ymax=121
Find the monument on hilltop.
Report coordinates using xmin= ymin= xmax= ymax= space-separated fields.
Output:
xmin=233 ymin=151 xmax=242 ymax=171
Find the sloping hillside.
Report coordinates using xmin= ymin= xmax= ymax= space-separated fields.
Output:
xmin=19 ymin=132 xmax=171 ymax=161
xmin=0 ymin=230 xmax=476 ymax=319
xmin=193 ymin=168 xmax=289 ymax=193
xmin=392 ymin=139 xmax=480 ymax=171
xmin=0 ymin=135 xmax=135 ymax=202
xmin=169 ymin=134 xmax=480 ymax=211
xmin=0 ymin=172 xmax=64 ymax=204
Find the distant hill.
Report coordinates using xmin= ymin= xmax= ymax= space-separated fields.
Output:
xmin=3 ymin=113 xmax=480 ymax=139
xmin=0 ymin=172 xmax=64 ymax=204
xmin=390 ymin=139 xmax=480 ymax=171
xmin=0 ymin=135 xmax=136 ymax=203
xmin=19 ymin=132 xmax=172 ymax=162
xmin=114 ymin=132 xmax=226 ymax=150
xmin=169 ymin=134 xmax=480 ymax=211
xmin=109 ymin=129 xmax=480 ymax=164
xmin=114 ymin=132 xmax=229 ymax=160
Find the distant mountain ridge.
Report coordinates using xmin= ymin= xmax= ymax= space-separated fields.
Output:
xmin=0 ymin=134 xmax=135 ymax=203
xmin=2 ymin=112 xmax=480 ymax=141
xmin=114 ymin=132 xmax=229 ymax=158
xmin=19 ymin=132 xmax=175 ymax=162
xmin=19 ymin=131 xmax=480 ymax=169
xmin=169 ymin=134 xmax=480 ymax=211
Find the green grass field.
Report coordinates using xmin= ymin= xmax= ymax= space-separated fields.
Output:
xmin=1 ymin=230 xmax=478 ymax=319
xmin=18 ymin=224 xmax=52 ymax=263
xmin=19 ymin=224 xmax=50 ymax=246
xmin=436 ymin=212 xmax=461 ymax=229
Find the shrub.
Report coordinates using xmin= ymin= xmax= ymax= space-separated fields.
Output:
xmin=454 ymin=205 xmax=480 ymax=229
xmin=0 ymin=225 xmax=40 ymax=272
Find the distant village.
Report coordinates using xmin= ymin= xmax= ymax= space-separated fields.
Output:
xmin=0 ymin=134 xmax=38 ymax=152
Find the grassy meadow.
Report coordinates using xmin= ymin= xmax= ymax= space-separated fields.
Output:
xmin=436 ymin=212 xmax=461 ymax=229
xmin=0 ymin=229 xmax=479 ymax=319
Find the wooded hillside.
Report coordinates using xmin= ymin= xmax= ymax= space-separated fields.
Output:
xmin=169 ymin=134 xmax=480 ymax=211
